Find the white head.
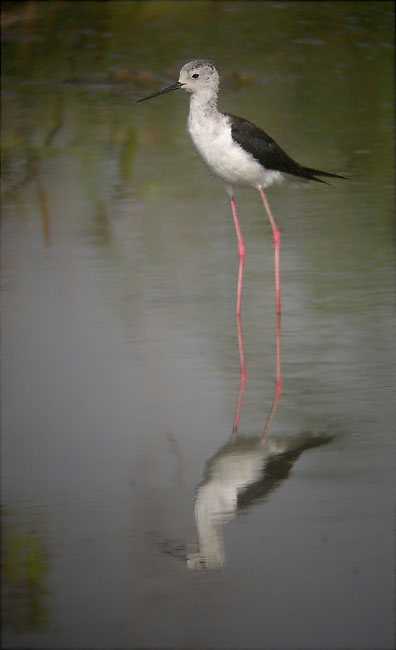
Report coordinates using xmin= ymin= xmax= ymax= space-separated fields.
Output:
xmin=137 ymin=60 xmax=219 ymax=103
xmin=178 ymin=60 xmax=219 ymax=96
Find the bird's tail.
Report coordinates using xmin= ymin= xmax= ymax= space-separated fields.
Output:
xmin=302 ymin=166 xmax=348 ymax=184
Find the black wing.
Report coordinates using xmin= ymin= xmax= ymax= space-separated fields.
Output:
xmin=226 ymin=113 xmax=346 ymax=182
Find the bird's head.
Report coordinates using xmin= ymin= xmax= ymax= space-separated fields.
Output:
xmin=137 ymin=60 xmax=219 ymax=103
xmin=178 ymin=60 xmax=219 ymax=95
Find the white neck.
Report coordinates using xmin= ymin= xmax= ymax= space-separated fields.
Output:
xmin=189 ymin=88 xmax=219 ymax=115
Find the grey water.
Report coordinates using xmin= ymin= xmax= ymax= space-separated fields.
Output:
xmin=1 ymin=2 xmax=394 ymax=649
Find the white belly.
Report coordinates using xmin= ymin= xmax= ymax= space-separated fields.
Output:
xmin=188 ymin=111 xmax=283 ymax=189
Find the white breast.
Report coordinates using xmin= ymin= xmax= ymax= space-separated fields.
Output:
xmin=187 ymin=109 xmax=282 ymax=189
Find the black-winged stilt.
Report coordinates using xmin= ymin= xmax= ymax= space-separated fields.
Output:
xmin=138 ymin=60 xmax=346 ymax=433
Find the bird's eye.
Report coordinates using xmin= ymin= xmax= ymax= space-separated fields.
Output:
xmin=192 ymin=73 xmax=199 ymax=79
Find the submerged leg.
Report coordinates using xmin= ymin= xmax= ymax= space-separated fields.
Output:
xmin=229 ymin=193 xmax=246 ymax=316
xmin=258 ymin=186 xmax=283 ymax=438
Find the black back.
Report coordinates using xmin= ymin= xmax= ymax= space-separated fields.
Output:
xmin=227 ymin=113 xmax=306 ymax=176
xmin=227 ymin=113 xmax=346 ymax=182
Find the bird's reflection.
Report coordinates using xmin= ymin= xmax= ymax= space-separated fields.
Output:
xmin=186 ymin=431 xmax=333 ymax=570
xmin=186 ymin=312 xmax=333 ymax=571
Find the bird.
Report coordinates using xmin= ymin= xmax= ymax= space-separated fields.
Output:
xmin=137 ymin=60 xmax=346 ymax=425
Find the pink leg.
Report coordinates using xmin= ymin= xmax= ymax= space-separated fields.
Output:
xmin=258 ymin=187 xmax=283 ymax=439
xmin=232 ymin=312 xmax=247 ymax=433
xmin=229 ymin=194 xmax=246 ymax=316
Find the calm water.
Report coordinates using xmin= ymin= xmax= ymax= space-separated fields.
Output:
xmin=1 ymin=2 xmax=394 ymax=649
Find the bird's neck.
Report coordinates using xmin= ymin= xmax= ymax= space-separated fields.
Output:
xmin=189 ymin=89 xmax=219 ymax=117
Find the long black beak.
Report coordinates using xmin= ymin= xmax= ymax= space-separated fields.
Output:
xmin=136 ymin=81 xmax=183 ymax=103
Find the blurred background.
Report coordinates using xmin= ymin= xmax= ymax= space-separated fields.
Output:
xmin=1 ymin=2 xmax=394 ymax=649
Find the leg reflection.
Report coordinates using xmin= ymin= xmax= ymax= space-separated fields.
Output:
xmin=263 ymin=308 xmax=283 ymax=439
xmin=231 ymin=307 xmax=282 ymax=438
xmin=232 ymin=313 xmax=247 ymax=434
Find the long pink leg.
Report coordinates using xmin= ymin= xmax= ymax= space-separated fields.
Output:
xmin=229 ymin=194 xmax=246 ymax=316
xmin=258 ymin=187 xmax=283 ymax=439
xmin=232 ymin=312 xmax=247 ymax=433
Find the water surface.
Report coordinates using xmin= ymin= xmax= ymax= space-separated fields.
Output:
xmin=2 ymin=2 xmax=394 ymax=649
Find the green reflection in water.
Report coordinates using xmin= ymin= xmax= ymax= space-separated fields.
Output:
xmin=3 ymin=522 xmax=50 ymax=632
